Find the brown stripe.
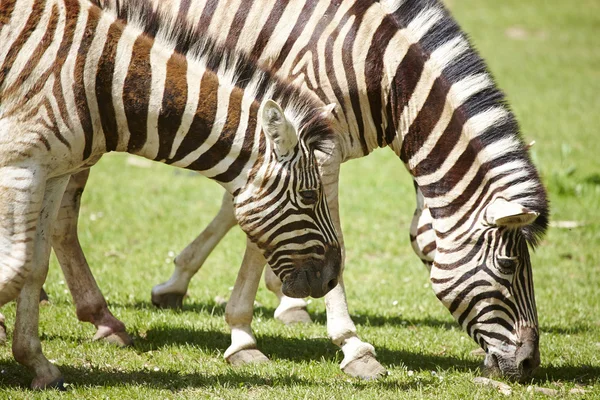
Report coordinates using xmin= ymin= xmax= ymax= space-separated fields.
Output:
xmin=4 ymin=3 xmax=59 ymax=97
xmin=365 ymin=15 xmax=396 ymax=149
xmin=187 ymin=86 xmax=244 ymax=171
xmin=339 ymin=2 xmax=377 ymax=155
xmin=391 ymin=43 xmax=426 ymax=159
xmin=74 ymin=7 xmax=100 ymax=161
xmin=194 ymin=0 xmax=218 ymax=37
xmin=96 ymin=21 xmax=122 ymax=152
xmin=124 ymin=36 xmax=152 ymax=153
xmin=177 ymin=0 xmax=191 ymax=16
xmin=417 ymin=223 xmax=433 ymax=235
xmin=155 ymin=53 xmax=188 ymax=161
xmin=51 ymin=1 xmax=80 ymax=134
xmin=40 ymin=98 xmax=70 ymax=149
xmin=0 ymin=0 xmax=18 ymax=27
xmin=270 ymin=0 xmax=318 ymax=72
xmin=0 ymin=0 xmax=46 ymax=91
xmin=247 ymin=0 xmax=288 ymax=61
xmin=223 ymin=1 xmax=254 ymax=50
xmin=411 ymin=106 xmax=466 ymax=177
xmin=401 ymin=76 xmax=451 ymax=164
xmin=169 ymin=71 xmax=218 ymax=163
xmin=422 ymin=241 xmax=437 ymax=256
xmin=212 ymin=102 xmax=257 ymax=183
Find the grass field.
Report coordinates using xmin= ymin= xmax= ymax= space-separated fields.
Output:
xmin=1 ymin=0 xmax=599 ymax=398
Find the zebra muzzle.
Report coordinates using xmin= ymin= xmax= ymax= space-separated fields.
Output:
xmin=281 ymin=245 xmax=341 ymax=298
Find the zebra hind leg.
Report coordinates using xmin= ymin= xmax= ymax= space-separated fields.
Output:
xmin=11 ymin=175 xmax=70 ymax=390
xmin=151 ymin=191 xmax=237 ymax=308
xmin=263 ymin=265 xmax=312 ymax=325
xmin=51 ymin=170 xmax=132 ymax=347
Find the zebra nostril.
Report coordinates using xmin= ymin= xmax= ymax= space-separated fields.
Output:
xmin=325 ymin=276 xmax=338 ymax=292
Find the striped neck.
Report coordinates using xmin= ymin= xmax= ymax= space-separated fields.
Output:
xmin=85 ymin=3 xmax=265 ymax=194
xmin=376 ymin=1 xmax=548 ymax=243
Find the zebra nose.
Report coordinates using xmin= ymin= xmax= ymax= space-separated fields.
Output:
xmin=516 ymin=328 xmax=540 ymax=380
xmin=516 ymin=341 xmax=540 ymax=379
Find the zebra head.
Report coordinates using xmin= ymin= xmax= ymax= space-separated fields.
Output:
xmin=430 ymin=197 xmax=542 ymax=382
xmin=233 ymin=99 xmax=341 ymax=299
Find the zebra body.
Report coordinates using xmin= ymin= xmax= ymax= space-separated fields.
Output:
xmin=0 ymin=0 xmax=342 ymax=388
xmin=21 ymin=0 xmax=548 ymax=382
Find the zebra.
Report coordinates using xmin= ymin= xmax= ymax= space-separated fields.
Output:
xmin=0 ymin=0 xmax=343 ymax=388
xmin=24 ymin=0 xmax=548 ymax=382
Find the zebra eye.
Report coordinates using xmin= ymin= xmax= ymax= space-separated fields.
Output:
xmin=299 ymin=189 xmax=319 ymax=205
xmin=496 ymin=257 xmax=518 ymax=274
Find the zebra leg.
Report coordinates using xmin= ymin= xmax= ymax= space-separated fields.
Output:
xmin=319 ymin=155 xmax=387 ymax=379
xmin=12 ymin=175 xmax=69 ymax=390
xmin=51 ymin=170 xmax=132 ymax=346
xmin=263 ymin=265 xmax=312 ymax=324
xmin=151 ymin=191 xmax=237 ymax=309
xmin=223 ymin=238 xmax=269 ymax=365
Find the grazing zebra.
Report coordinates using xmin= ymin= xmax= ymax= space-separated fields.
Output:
xmin=30 ymin=0 xmax=548 ymax=382
xmin=0 ymin=0 xmax=343 ymax=388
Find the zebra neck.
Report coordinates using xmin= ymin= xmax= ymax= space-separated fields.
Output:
xmin=90 ymin=9 xmax=262 ymax=194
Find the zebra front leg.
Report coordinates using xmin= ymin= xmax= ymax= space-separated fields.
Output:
xmin=264 ymin=265 xmax=312 ymax=324
xmin=224 ymin=238 xmax=269 ymax=365
xmin=319 ymin=159 xmax=387 ymax=379
xmin=11 ymin=175 xmax=69 ymax=390
xmin=51 ymin=170 xmax=132 ymax=346
xmin=151 ymin=191 xmax=237 ymax=309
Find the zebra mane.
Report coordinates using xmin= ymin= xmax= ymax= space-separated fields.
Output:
xmin=386 ymin=0 xmax=549 ymax=247
xmin=91 ymin=0 xmax=334 ymax=155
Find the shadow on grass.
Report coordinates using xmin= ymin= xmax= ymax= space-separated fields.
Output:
xmin=134 ymin=325 xmax=481 ymax=374
xmin=0 ymin=358 xmax=434 ymax=392
xmin=107 ymin=297 xmax=595 ymax=336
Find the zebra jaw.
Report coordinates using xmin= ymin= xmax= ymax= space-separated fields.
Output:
xmin=484 ymin=198 xmax=539 ymax=227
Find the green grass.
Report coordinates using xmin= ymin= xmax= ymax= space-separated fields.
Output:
xmin=1 ymin=0 xmax=599 ymax=398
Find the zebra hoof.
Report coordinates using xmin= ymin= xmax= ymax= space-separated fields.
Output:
xmin=226 ymin=349 xmax=269 ymax=366
xmin=342 ymin=354 xmax=388 ymax=380
xmin=31 ymin=374 xmax=65 ymax=391
xmin=151 ymin=292 xmax=185 ymax=309
xmin=276 ymin=307 xmax=312 ymax=325
xmin=93 ymin=329 xmax=133 ymax=347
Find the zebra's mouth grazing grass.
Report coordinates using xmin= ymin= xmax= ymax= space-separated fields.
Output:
xmin=483 ymin=350 xmax=538 ymax=383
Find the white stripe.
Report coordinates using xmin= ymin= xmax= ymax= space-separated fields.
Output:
xmin=168 ymin=59 xmax=204 ymax=159
xmin=139 ymin=42 xmax=174 ymax=159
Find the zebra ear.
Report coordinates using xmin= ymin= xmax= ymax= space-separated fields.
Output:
xmin=484 ymin=198 xmax=539 ymax=227
xmin=261 ymin=99 xmax=298 ymax=158
xmin=319 ymin=103 xmax=337 ymax=118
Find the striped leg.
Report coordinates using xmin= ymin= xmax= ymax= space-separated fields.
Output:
xmin=51 ymin=170 xmax=132 ymax=346
xmin=319 ymin=160 xmax=386 ymax=379
xmin=0 ymin=165 xmax=46 ymax=307
xmin=151 ymin=191 xmax=237 ymax=308
xmin=12 ymin=175 xmax=69 ymax=390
